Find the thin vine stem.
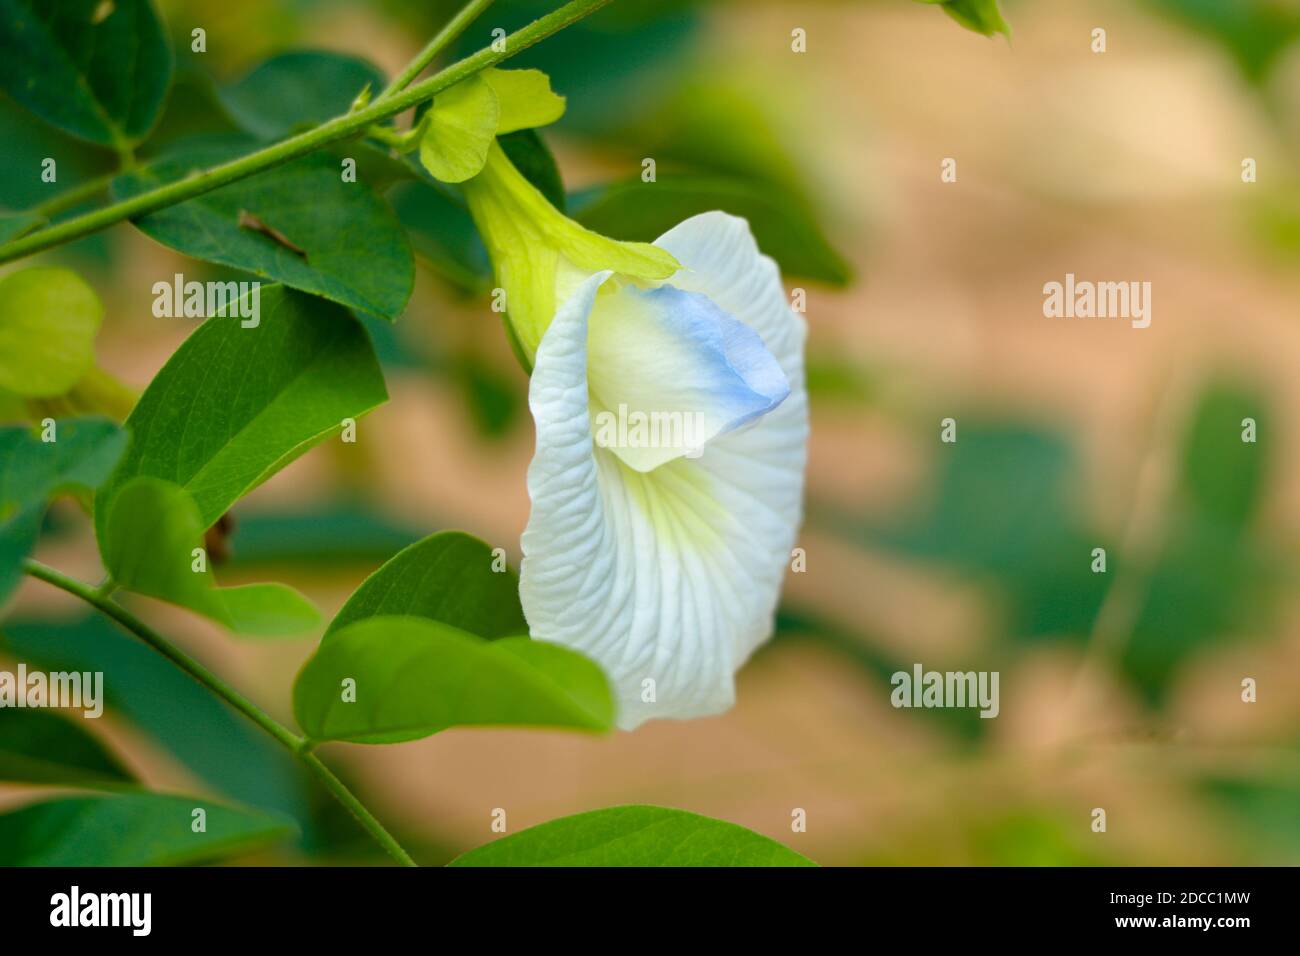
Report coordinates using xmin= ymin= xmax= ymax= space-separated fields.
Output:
xmin=379 ymin=0 xmax=497 ymax=100
xmin=0 ymin=0 xmax=611 ymax=265
xmin=21 ymin=558 xmax=418 ymax=868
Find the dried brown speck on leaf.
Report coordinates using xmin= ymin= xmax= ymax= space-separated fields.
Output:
xmin=237 ymin=209 xmax=309 ymax=259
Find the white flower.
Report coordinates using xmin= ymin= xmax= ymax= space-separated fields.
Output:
xmin=518 ymin=212 xmax=808 ymax=729
xmin=450 ymin=108 xmax=808 ymax=729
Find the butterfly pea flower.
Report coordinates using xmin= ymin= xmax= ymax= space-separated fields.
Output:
xmin=423 ymin=70 xmax=808 ymax=729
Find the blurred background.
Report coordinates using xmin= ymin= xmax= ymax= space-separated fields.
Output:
xmin=4 ymin=0 xmax=1300 ymax=865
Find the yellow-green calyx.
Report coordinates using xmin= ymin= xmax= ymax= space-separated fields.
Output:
xmin=416 ymin=66 xmax=678 ymax=362
xmin=420 ymin=68 xmax=568 ymax=184
xmin=462 ymin=143 xmax=679 ymax=361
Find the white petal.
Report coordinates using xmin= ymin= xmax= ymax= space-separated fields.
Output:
xmin=653 ymin=212 xmax=809 ymax=662
xmin=519 ymin=214 xmax=807 ymax=729
xmin=654 ymin=211 xmax=807 ymax=387
xmin=587 ymin=283 xmax=789 ymax=472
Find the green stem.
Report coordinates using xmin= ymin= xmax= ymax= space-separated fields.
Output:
xmin=21 ymin=558 xmax=418 ymax=868
xmin=368 ymin=118 xmax=428 ymax=153
xmin=0 ymin=0 xmax=611 ymax=266
xmin=380 ymin=0 xmax=497 ymax=100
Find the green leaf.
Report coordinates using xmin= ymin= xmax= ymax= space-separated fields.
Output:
xmin=805 ymin=352 xmax=880 ymax=406
xmin=1125 ymin=518 xmax=1271 ymax=704
xmin=455 ymin=350 xmax=525 ymax=439
xmin=326 ymin=531 xmax=526 ymax=639
xmin=1121 ymin=383 xmax=1275 ymax=702
xmin=0 ymin=792 xmax=295 ymax=865
xmin=774 ymin=605 xmax=989 ymax=744
xmin=420 ymin=73 xmax=500 ymax=184
xmin=219 ymin=580 xmax=322 ymax=635
xmin=0 ymin=86 xmax=118 ymax=213
xmin=95 ymin=284 xmax=387 ymax=542
xmin=390 ymin=179 xmax=491 ymax=293
xmin=0 ymin=416 xmax=126 ymax=605
xmin=1178 ymin=382 xmax=1268 ymax=532
xmin=918 ymin=0 xmax=1010 ymax=38
xmin=332 ymin=141 xmax=422 ymax=192
xmin=1149 ymin=0 xmax=1300 ymax=84
xmin=137 ymin=70 xmax=240 ymax=157
xmin=0 ymin=709 xmax=134 ymax=787
xmin=293 ymin=616 xmax=613 ymax=743
xmin=0 ymin=0 xmax=173 ymax=148
xmin=0 ymin=266 xmax=102 ymax=398
xmin=449 ymin=805 xmax=817 ymax=867
xmin=112 ymin=144 xmax=414 ymax=319
xmin=0 ymin=418 xmax=127 ymax=508
xmin=606 ymin=75 xmax=821 ymax=215
xmin=570 ymin=174 xmax=850 ymax=285
xmin=218 ymin=50 xmax=386 ymax=140
xmin=445 ymin=0 xmax=698 ymax=135
xmin=1199 ymin=772 xmax=1300 ymax=864
xmin=101 ymin=476 xmax=319 ymax=636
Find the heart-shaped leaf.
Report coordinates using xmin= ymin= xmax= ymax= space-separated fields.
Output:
xmin=0 ymin=0 xmax=173 ymax=148
xmin=449 ymin=805 xmax=816 ymax=867
xmin=293 ymin=615 xmax=613 ymax=743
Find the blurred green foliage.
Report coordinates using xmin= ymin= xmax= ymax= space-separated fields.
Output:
xmin=2 ymin=613 xmax=314 ymax=831
xmin=818 ymin=380 xmax=1280 ymax=709
xmin=1147 ymin=0 xmax=1300 ymax=83
xmin=843 ymin=424 xmax=1112 ymax=642
xmin=0 ymin=708 xmax=135 ymax=787
xmin=1198 ymin=769 xmax=1300 ymax=865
